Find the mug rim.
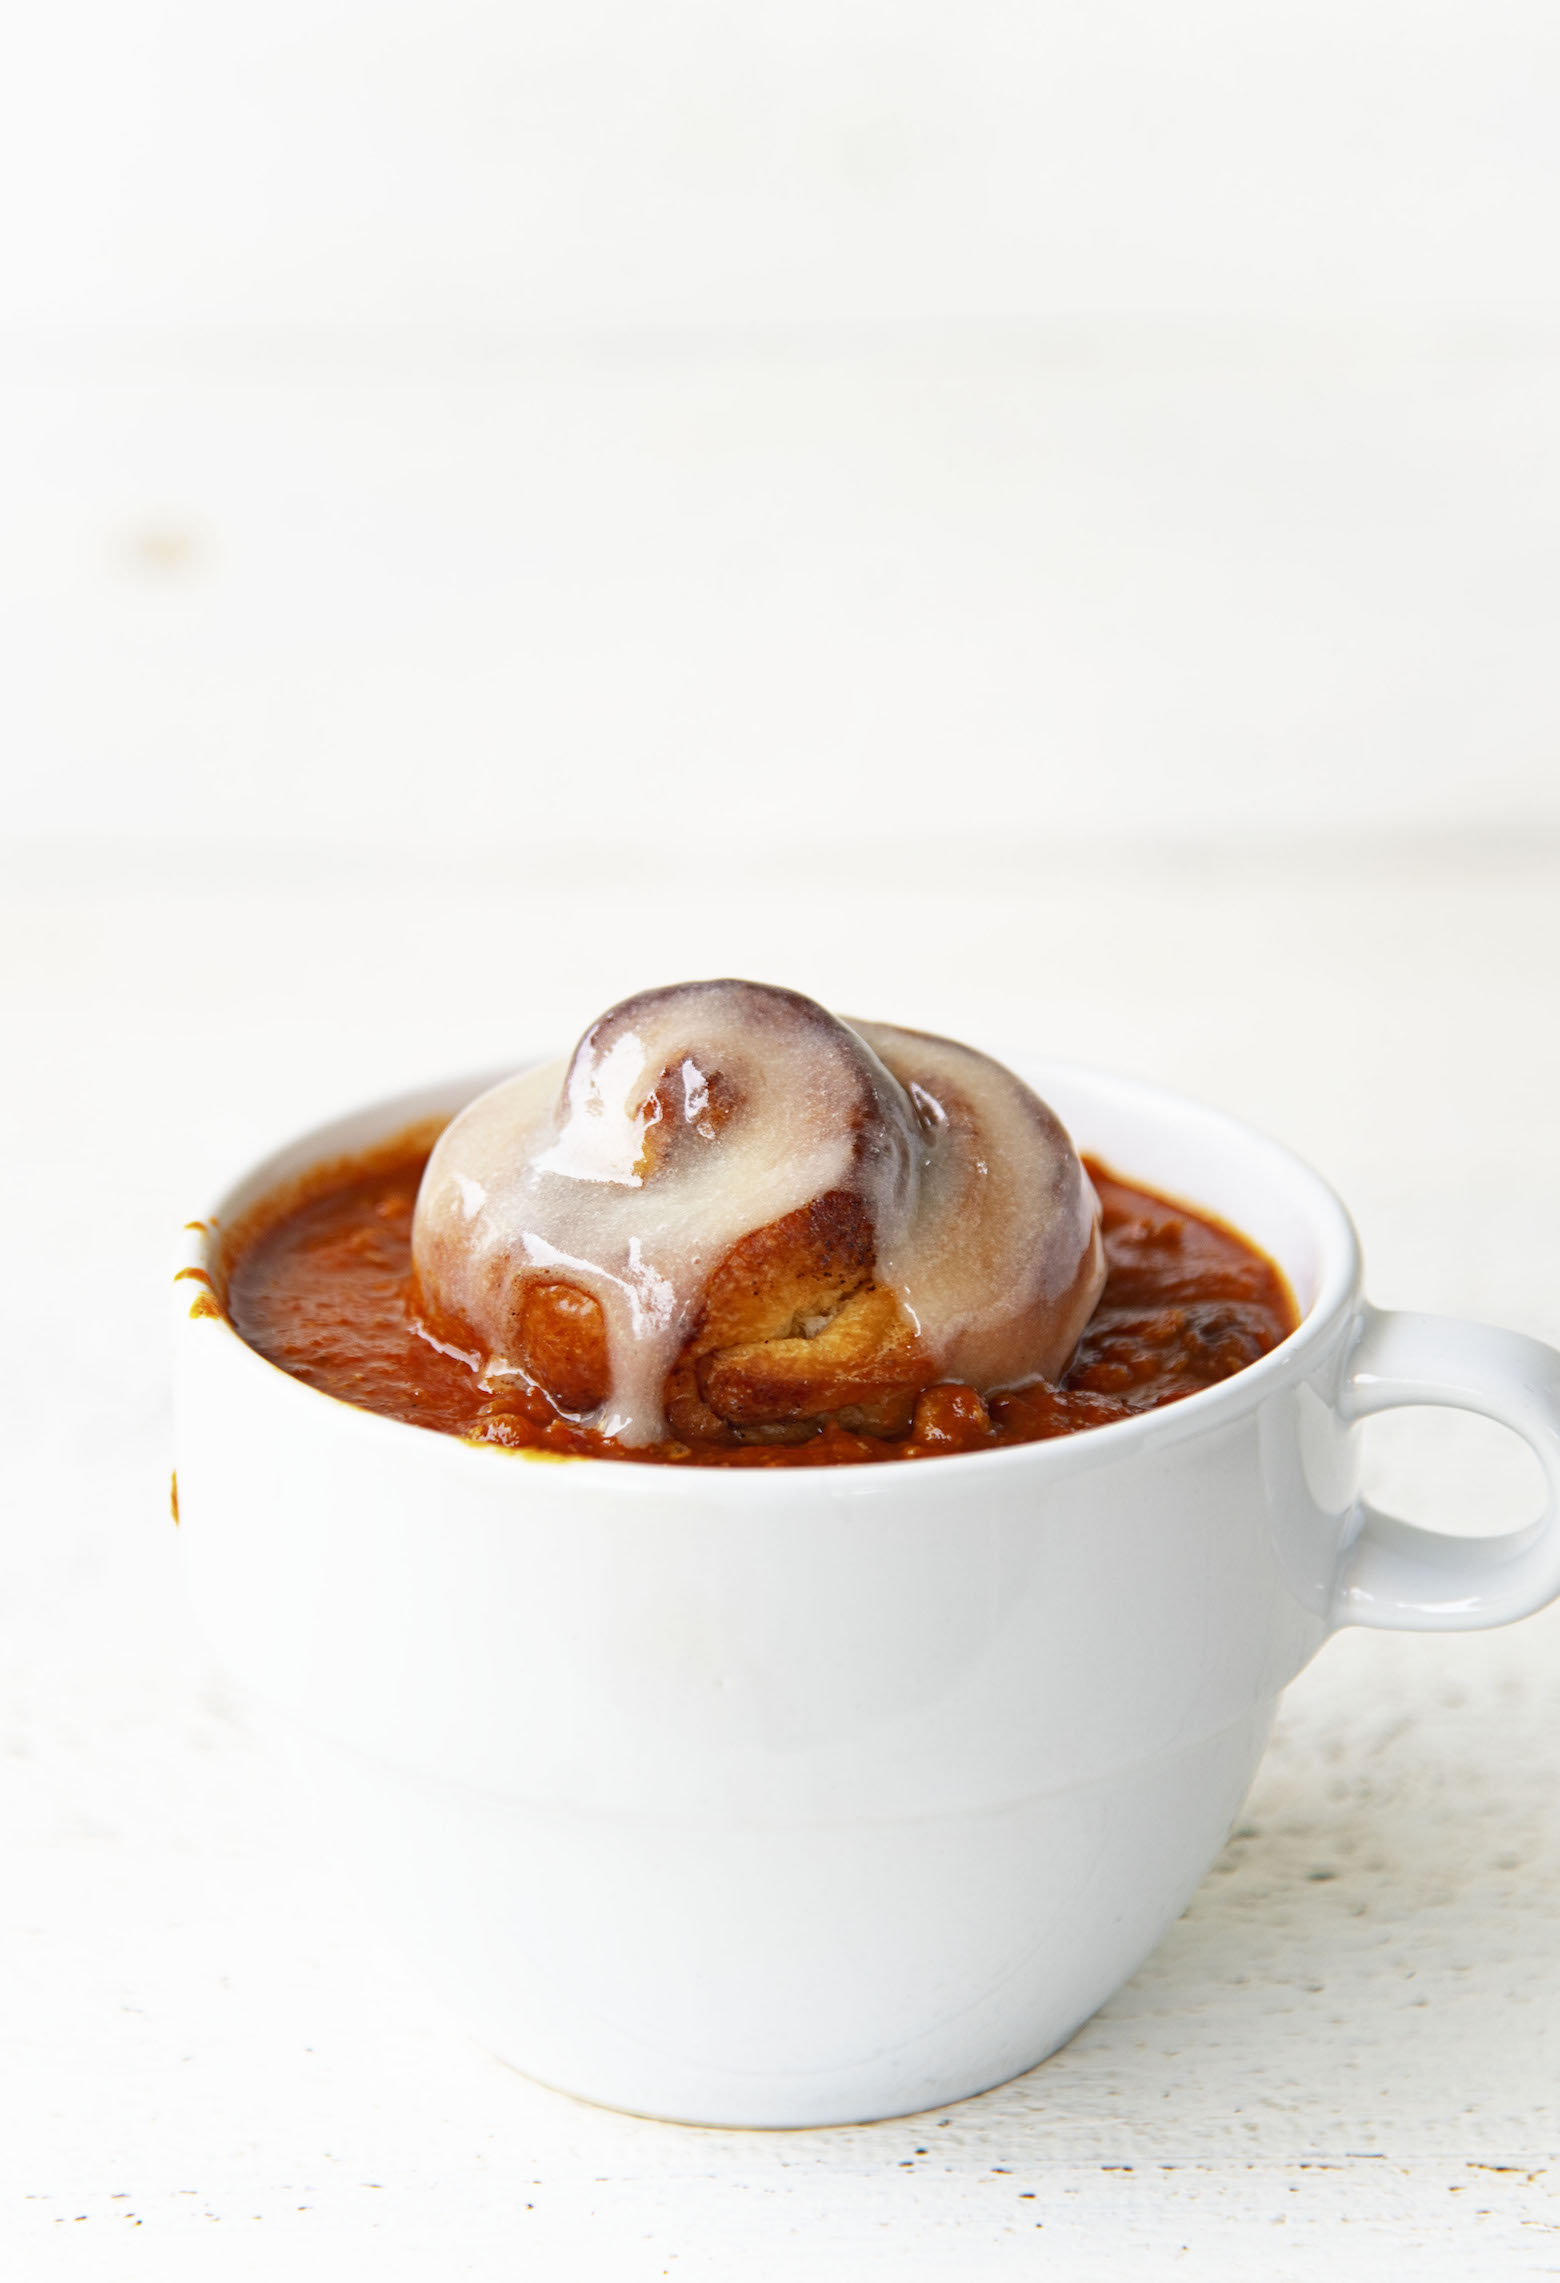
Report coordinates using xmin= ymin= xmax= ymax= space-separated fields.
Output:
xmin=179 ymin=1057 xmax=1363 ymax=1496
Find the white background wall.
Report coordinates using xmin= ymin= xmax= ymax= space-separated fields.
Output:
xmin=5 ymin=1 xmax=1560 ymax=331
xmin=3 ymin=1 xmax=1558 ymax=860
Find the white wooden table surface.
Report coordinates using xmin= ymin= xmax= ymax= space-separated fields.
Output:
xmin=4 ymin=332 xmax=1560 ymax=2277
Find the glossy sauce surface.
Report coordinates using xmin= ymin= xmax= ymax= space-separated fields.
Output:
xmin=222 ymin=1134 xmax=1298 ymax=1465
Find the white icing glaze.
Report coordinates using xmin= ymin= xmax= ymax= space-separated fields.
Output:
xmin=411 ymin=983 xmax=920 ymax=1444
xmin=852 ymin=1021 xmax=1105 ymax=1390
xmin=411 ymin=981 xmax=1105 ymax=1445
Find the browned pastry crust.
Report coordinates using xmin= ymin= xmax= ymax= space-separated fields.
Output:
xmin=411 ymin=983 xmax=1105 ymax=1450
xmin=511 ymin=1186 xmax=937 ymax=1445
xmin=663 ymin=1189 xmax=936 ymax=1443
xmin=516 ymin=1282 xmax=611 ymax=1415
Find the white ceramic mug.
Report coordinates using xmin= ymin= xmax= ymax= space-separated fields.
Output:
xmin=172 ymin=1061 xmax=1560 ymax=2127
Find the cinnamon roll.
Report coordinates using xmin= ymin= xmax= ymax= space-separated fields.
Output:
xmin=410 ymin=980 xmax=1106 ymax=1449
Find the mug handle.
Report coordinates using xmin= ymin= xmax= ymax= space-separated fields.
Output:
xmin=1332 ymin=1305 xmax=1560 ymax=1631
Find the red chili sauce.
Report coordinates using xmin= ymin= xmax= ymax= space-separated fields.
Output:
xmin=221 ymin=1133 xmax=1298 ymax=1466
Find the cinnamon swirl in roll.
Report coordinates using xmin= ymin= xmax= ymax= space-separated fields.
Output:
xmin=410 ymin=980 xmax=1106 ymax=1451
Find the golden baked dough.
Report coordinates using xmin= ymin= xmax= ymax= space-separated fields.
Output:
xmin=663 ymin=1190 xmax=934 ymax=1443
xmin=411 ymin=980 xmax=1106 ymax=1449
